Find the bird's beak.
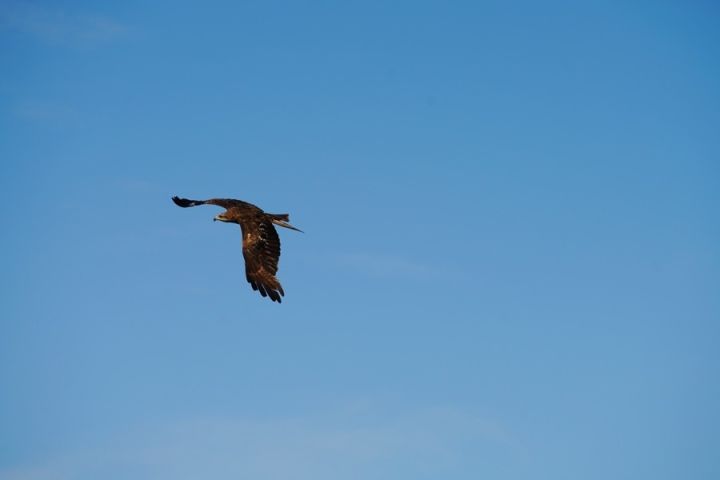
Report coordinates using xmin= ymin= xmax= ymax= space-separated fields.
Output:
xmin=213 ymin=216 xmax=219 ymax=222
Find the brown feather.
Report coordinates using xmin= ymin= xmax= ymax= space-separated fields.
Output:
xmin=172 ymin=195 xmax=300 ymax=303
xmin=240 ymin=218 xmax=284 ymax=303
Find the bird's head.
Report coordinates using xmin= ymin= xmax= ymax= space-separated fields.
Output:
xmin=213 ymin=212 xmax=232 ymax=223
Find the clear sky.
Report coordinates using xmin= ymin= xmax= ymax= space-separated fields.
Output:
xmin=1 ymin=1 xmax=718 ymax=478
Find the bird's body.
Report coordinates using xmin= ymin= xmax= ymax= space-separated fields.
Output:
xmin=172 ymin=196 xmax=302 ymax=303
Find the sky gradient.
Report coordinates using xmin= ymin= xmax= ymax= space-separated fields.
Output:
xmin=1 ymin=1 xmax=719 ymax=479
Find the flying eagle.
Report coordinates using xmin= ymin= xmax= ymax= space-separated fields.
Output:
xmin=172 ymin=196 xmax=302 ymax=303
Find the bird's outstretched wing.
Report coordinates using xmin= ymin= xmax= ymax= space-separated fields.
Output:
xmin=172 ymin=196 xmax=252 ymax=210
xmin=240 ymin=218 xmax=284 ymax=303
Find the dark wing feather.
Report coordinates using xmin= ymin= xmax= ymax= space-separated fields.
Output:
xmin=240 ymin=218 xmax=284 ymax=303
xmin=172 ymin=196 xmax=255 ymax=210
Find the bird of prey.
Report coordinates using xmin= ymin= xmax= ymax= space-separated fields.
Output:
xmin=172 ymin=196 xmax=302 ymax=303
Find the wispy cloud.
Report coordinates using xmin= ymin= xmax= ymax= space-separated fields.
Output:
xmin=329 ymin=251 xmax=468 ymax=282
xmin=332 ymin=251 xmax=433 ymax=278
xmin=0 ymin=1 xmax=127 ymax=45
xmin=1 ymin=405 xmax=517 ymax=480
xmin=116 ymin=178 xmax=166 ymax=194
xmin=13 ymin=101 xmax=79 ymax=123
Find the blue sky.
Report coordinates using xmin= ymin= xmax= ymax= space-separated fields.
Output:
xmin=1 ymin=1 xmax=718 ymax=478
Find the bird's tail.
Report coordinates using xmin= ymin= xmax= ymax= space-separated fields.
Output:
xmin=268 ymin=213 xmax=304 ymax=232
